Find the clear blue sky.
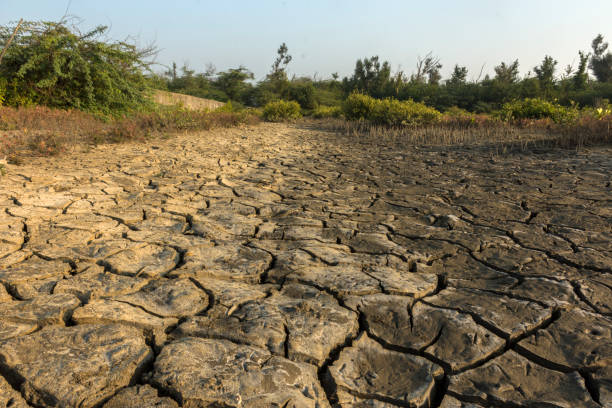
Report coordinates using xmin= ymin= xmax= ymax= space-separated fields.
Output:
xmin=2 ymin=0 xmax=611 ymax=81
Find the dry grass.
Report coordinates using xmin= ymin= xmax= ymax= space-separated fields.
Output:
xmin=0 ymin=105 xmax=260 ymax=163
xmin=306 ymin=114 xmax=611 ymax=151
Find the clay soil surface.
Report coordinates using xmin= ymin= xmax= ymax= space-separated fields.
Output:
xmin=0 ymin=123 xmax=610 ymax=407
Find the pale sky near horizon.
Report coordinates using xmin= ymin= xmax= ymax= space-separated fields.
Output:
xmin=2 ymin=0 xmax=611 ymax=81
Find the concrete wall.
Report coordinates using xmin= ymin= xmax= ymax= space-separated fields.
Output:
xmin=153 ymin=90 xmax=225 ymax=111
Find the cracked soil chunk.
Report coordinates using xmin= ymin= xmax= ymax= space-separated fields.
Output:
xmin=178 ymin=283 xmax=358 ymax=365
xmin=0 ymin=257 xmax=71 ymax=299
xmin=448 ymin=350 xmax=600 ymax=407
xmin=0 ymin=324 xmax=153 ymax=408
xmin=516 ymin=308 xmax=612 ymax=370
xmin=591 ymin=365 xmax=612 ymax=408
xmin=328 ymin=333 xmax=443 ymax=407
xmin=425 ymin=287 xmax=552 ymax=340
xmin=117 ymin=278 xmax=208 ymax=318
xmin=102 ymin=385 xmax=179 ymax=408
xmin=286 ymin=265 xmax=437 ymax=299
xmin=52 ymin=265 xmax=150 ymax=302
xmin=356 ymin=295 xmax=505 ymax=372
xmin=190 ymin=211 xmax=261 ymax=238
xmin=439 ymin=395 xmax=484 ymax=407
xmin=578 ymin=276 xmax=612 ymax=314
xmin=103 ymin=244 xmax=179 ymax=278
xmin=151 ymin=337 xmax=330 ymax=407
xmin=0 ymin=293 xmax=80 ymax=327
xmin=72 ymin=299 xmax=178 ymax=347
xmin=428 ymin=252 xmax=518 ymax=291
xmin=179 ymin=244 xmax=273 ymax=282
xmin=190 ymin=276 xmax=273 ymax=311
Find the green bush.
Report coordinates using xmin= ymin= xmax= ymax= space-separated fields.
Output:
xmin=343 ymin=93 xmax=377 ymax=121
xmin=343 ymin=93 xmax=441 ymax=126
xmin=0 ymin=20 xmax=154 ymax=115
xmin=287 ymin=82 xmax=317 ymax=109
xmin=500 ymin=98 xmax=579 ymax=124
xmin=444 ymin=106 xmax=472 ymax=117
xmin=312 ymin=105 xmax=343 ymax=118
xmin=262 ymin=100 xmax=302 ymax=122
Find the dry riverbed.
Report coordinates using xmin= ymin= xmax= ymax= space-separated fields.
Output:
xmin=0 ymin=122 xmax=610 ymax=407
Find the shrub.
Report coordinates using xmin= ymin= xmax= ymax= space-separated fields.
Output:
xmin=243 ymin=107 xmax=263 ymax=118
xmin=287 ymin=82 xmax=317 ymax=109
xmin=215 ymin=101 xmax=236 ymax=112
xmin=343 ymin=93 xmax=442 ymax=126
xmin=0 ymin=80 xmax=5 ymax=106
xmin=444 ymin=106 xmax=472 ymax=117
xmin=262 ymin=100 xmax=302 ymax=122
xmin=0 ymin=20 xmax=154 ymax=115
xmin=312 ymin=105 xmax=342 ymax=119
xmin=343 ymin=93 xmax=377 ymax=121
xmin=500 ymin=98 xmax=579 ymax=124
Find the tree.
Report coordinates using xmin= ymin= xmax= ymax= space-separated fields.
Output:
xmin=494 ymin=59 xmax=520 ymax=83
xmin=344 ymin=56 xmax=392 ymax=97
xmin=412 ymin=52 xmax=441 ymax=84
xmin=204 ymin=63 xmax=216 ymax=80
xmin=573 ymin=51 xmax=589 ymax=90
xmin=534 ymin=55 xmax=557 ymax=95
xmin=448 ymin=65 xmax=468 ymax=85
xmin=428 ymin=66 xmax=442 ymax=85
xmin=165 ymin=62 xmax=178 ymax=81
xmin=270 ymin=42 xmax=292 ymax=80
xmin=214 ymin=66 xmax=253 ymax=101
xmin=0 ymin=20 xmax=155 ymax=114
xmin=589 ymin=34 xmax=612 ymax=82
xmin=523 ymin=55 xmax=557 ymax=97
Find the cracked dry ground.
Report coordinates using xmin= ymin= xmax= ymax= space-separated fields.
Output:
xmin=0 ymin=122 xmax=610 ymax=408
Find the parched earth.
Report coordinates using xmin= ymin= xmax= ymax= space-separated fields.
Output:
xmin=0 ymin=122 xmax=610 ymax=408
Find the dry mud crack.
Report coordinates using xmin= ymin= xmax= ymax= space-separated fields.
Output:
xmin=0 ymin=123 xmax=610 ymax=407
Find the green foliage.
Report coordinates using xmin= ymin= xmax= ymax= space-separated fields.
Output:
xmin=534 ymin=56 xmax=557 ymax=95
xmin=287 ymin=82 xmax=317 ymax=109
xmin=343 ymin=93 xmax=377 ymax=121
xmin=0 ymin=80 xmax=5 ymax=106
xmin=312 ymin=86 xmax=343 ymax=107
xmin=500 ymin=98 xmax=579 ymax=124
xmin=270 ymin=42 xmax=292 ymax=81
xmin=444 ymin=106 xmax=472 ymax=117
xmin=573 ymin=51 xmax=590 ymax=90
xmin=0 ymin=20 xmax=155 ymax=115
xmin=262 ymin=100 xmax=302 ymax=122
xmin=590 ymin=34 xmax=612 ymax=83
xmin=494 ymin=60 xmax=520 ymax=84
xmin=448 ymin=65 xmax=468 ymax=86
xmin=142 ymin=34 xmax=612 ymax=117
xmin=312 ymin=105 xmax=343 ymax=119
xmin=343 ymin=56 xmax=393 ymax=97
xmin=215 ymin=101 xmax=236 ymax=112
xmin=215 ymin=67 xmax=254 ymax=102
xmin=343 ymin=93 xmax=442 ymax=126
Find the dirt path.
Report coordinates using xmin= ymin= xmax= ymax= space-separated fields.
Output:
xmin=0 ymin=123 xmax=610 ymax=407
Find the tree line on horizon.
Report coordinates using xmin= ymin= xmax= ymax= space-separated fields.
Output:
xmin=154 ymin=35 xmax=612 ymax=113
